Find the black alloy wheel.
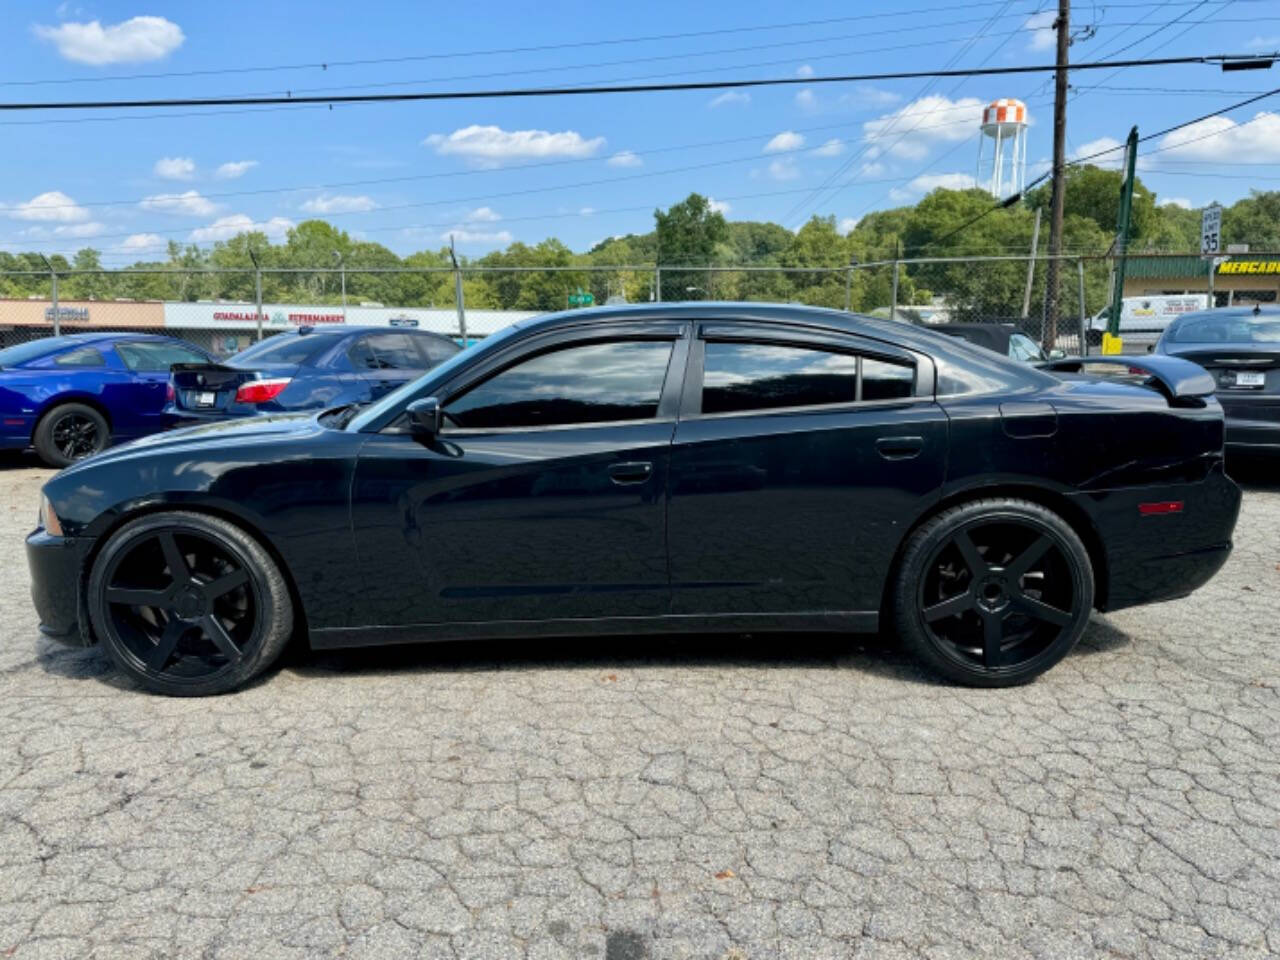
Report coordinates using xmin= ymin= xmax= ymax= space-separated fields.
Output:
xmin=88 ymin=512 xmax=293 ymax=696
xmin=33 ymin=402 xmax=109 ymax=467
xmin=894 ymin=499 xmax=1093 ymax=686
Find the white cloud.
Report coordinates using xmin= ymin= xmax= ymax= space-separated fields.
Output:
xmin=796 ymin=64 xmax=815 ymax=78
xmin=1246 ymin=35 xmax=1280 ymax=49
xmin=118 ymin=233 xmax=166 ymax=252
xmin=9 ymin=190 xmax=89 ymax=223
xmin=445 ymin=228 xmax=514 ymax=245
xmin=863 ymin=95 xmax=984 ymax=160
xmin=301 ymin=194 xmax=377 ymax=214
xmin=795 ymin=89 xmax=817 ymax=111
xmin=1025 ymin=11 xmax=1057 ymax=52
xmin=154 ymin=156 xmax=195 ymax=181
xmin=1071 ymin=136 xmax=1125 ymax=170
xmin=578 ymin=206 xmax=596 ymax=216
xmin=860 ymin=161 xmax=886 ymax=177
xmin=707 ymin=198 xmax=731 ymax=215
xmin=424 ymin=125 xmax=604 ymax=165
xmin=214 ymin=160 xmax=258 ymax=180
xmin=53 ymin=221 xmax=105 ymax=238
xmin=812 ymin=138 xmax=845 ymax=158
xmin=909 ymin=172 xmax=979 ymax=193
xmin=839 ymin=217 xmax=859 ymax=235
xmin=709 ymin=91 xmax=751 ymax=108
xmin=768 ymin=159 xmax=801 ymax=181
xmin=465 ymin=206 xmax=502 ymax=222
xmin=189 ymin=214 xmax=293 ymax=243
xmin=33 ymin=16 xmax=184 ymax=65
xmin=1159 ymin=197 xmax=1193 ymax=209
xmin=1154 ymin=111 xmax=1280 ymax=164
xmin=607 ymin=150 xmax=643 ymax=168
xmin=764 ymin=131 xmax=806 ymax=153
xmin=140 ymin=190 xmax=219 ymax=216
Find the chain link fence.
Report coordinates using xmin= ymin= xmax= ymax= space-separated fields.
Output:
xmin=0 ymin=256 xmax=1123 ymax=359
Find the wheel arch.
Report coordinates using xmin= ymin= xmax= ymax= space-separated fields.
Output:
xmin=880 ymin=481 xmax=1109 ymax=623
xmin=78 ymin=500 xmax=309 ymax=648
xmin=32 ymin=393 xmax=114 ymax=441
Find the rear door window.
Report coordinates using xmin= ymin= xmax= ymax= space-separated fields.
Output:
xmin=116 ymin=341 xmax=208 ymax=371
xmin=366 ymin=333 xmax=426 ymax=370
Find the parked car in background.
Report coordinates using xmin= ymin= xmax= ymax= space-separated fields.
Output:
xmin=0 ymin=332 xmax=214 ymax=467
xmin=166 ymin=326 xmax=461 ymax=424
xmin=1155 ymin=304 xmax=1280 ymax=454
xmin=1088 ymin=294 xmax=1209 ymax=351
xmin=29 ymin=303 xmax=1239 ymax=696
xmin=931 ymin=323 xmax=1048 ymax=362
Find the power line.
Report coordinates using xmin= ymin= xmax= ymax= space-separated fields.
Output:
xmin=3 ymin=0 xmax=1254 ymax=88
xmin=0 ymin=53 xmax=1272 ymax=111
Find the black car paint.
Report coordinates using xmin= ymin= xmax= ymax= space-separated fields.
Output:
xmin=29 ymin=303 xmax=1240 ymax=654
xmin=1155 ymin=305 xmax=1280 ymax=453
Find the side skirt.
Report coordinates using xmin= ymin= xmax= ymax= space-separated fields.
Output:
xmin=310 ymin=610 xmax=880 ymax=650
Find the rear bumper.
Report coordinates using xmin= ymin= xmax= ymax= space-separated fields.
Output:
xmin=25 ymin=530 xmax=92 ymax=646
xmin=1074 ymin=463 xmax=1242 ymax=612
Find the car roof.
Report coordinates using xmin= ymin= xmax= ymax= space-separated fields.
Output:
xmin=1170 ymin=304 xmax=1280 ymax=323
xmin=55 ymin=331 xmax=182 ymax=344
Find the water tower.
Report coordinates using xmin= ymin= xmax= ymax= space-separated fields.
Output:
xmin=976 ymin=98 xmax=1028 ymax=199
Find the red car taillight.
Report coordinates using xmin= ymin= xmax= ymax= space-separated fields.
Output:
xmin=234 ymin=378 xmax=291 ymax=404
xmin=165 ymin=382 xmax=175 ymax=403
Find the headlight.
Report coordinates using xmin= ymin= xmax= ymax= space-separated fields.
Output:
xmin=39 ymin=494 xmax=63 ymax=537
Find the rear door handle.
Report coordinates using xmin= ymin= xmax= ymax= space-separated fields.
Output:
xmin=876 ymin=436 xmax=925 ymax=460
xmin=608 ymin=461 xmax=653 ymax=485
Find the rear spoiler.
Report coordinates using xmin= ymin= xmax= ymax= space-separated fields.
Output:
xmin=1037 ymin=355 xmax=1216 ymax=406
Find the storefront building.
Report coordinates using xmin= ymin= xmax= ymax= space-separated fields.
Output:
xmin=1123 ymin=254 xmax=1280 ymax=307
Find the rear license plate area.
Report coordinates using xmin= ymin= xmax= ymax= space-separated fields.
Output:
xmin=1233 ymin=371 xmax=1266 ymax=388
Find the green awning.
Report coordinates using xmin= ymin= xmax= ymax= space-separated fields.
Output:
xmin=1123 ymin=256 xmax=1211 ymax=279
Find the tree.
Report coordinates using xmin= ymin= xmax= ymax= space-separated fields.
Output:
xmin=654 ymin=193 xmax=728 ymax=299
xmin=1222 ymin=191 xmax=1280 ymax=249
xmin=1026 ymin=164 xmax=1158 ymax=241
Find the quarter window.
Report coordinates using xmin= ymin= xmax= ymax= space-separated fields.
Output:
xmin=446 ymin=339 xmax=674 ymax=429
xmin=701 ymin=341 xmax=914 ymax=414
xmin=53 ymin=346 xmax=106 ymax=367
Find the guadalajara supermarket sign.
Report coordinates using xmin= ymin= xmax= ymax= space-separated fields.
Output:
xmin=160 ymin=302 xmax=536 ymax=335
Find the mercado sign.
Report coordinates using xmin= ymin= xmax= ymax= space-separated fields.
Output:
xmin=1217 ymin=259 xmax=1280 ymax=275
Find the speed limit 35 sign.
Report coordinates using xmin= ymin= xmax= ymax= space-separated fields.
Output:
xmin=1201 ymin=204 xmax=1222 ymax=256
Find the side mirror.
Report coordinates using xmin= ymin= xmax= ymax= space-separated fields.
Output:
xmin=1047 ymin=348 xmax=1067 ymax=360
xmin=406 ymin=397 xmax=442 ymax=440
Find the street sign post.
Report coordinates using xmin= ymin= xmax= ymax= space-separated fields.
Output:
xmin=1201 ymin=205 xmax=1222 ymax=257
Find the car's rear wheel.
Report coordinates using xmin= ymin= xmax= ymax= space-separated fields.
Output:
xmin=87 ymin=512 xmax=293 ymax=696
xmin=893 ymin=499 xmax=1093 ymax=686
xmin=33 ymin=403 xmax=109 ymax=467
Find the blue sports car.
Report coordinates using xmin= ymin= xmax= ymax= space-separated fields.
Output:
xmin=166 ymin=326 xmax=461 ymax=424
xmin=0 ymin=332 xmax=213 ymax=467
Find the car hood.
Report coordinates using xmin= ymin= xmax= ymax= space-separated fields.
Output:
xmin=60 ymin=410 xmax=328 ymax=474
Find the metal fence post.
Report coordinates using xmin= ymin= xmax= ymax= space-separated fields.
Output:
xmin=449 ymin=236 xmax=467 ymax=345
xmin=1077 ymin=258 xmax=1087 ymax=356
xmin=50 ymin=271 xmax=59 ymax=337
xmin=255 ymin=268 xmax=264 ymax=342
xmin=844 ymin=266 xmax=854 ymax=312
xmin=890 ymin=260 xmax=900 ymax=320
xmin=654 ymin=265 xmax=662 ymax=302
xmin=1021 ymin=207 xmax=1042 ymax=319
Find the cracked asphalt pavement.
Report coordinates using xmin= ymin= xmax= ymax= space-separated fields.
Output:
xmin=1 ymin=457 xmax=1278 ymax=959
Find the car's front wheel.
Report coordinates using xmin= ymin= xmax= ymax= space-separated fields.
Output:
xmin=33 ymin=402 xmax=109 ymax=467
xmin=87 ymin=511 xmax=294 ymax=696
xmin=892 ymin=499 xmax=1094 ymax=686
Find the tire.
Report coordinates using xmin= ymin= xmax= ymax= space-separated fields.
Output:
xmin=87 ymin=511 xmax=294 ymax=696
xmin=892 ymin=498 xmax=1094 ymax=687
xmin=33 ymin=402 xmax=110 ymax=468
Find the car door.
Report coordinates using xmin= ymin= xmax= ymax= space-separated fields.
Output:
xmin=350 ymin=323 xmax=688 ymax=627
xmin=114 ymin=340 xmax=211 ymax=434
xmin=358 ymin=332 xmax=431 ymax=401
xmin=667 ymin=322 xmax=948 ymax=619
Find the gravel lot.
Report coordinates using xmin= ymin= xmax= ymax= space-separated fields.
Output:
xmin=0 ymin=456 xmax=1277 ymax=960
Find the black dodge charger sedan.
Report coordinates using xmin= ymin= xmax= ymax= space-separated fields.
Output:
xmin=27 ymin=303 xmax=1240 ymax=696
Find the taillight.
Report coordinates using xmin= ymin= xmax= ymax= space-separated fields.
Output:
xmin=1138 ymin=501 xmax=1184 ymax=516
xmin=165 ymin=382 xmax=175 ymax=403
xmin=234 ymin=378 xmax=291 ymax=404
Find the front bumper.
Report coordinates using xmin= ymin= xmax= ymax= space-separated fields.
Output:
xmin=26 ymin=529 xmax=93 ymax=646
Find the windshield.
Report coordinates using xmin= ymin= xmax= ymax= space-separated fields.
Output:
xmin=0 ymin=338 xmax=68 ymax=367
xmin=345 ymin=324 xmax=524 ymax=432
xmin=232 ymin=333 xmax=343 ymax=366
xmin=1172 ymin=316 xmax=1280 ymax=344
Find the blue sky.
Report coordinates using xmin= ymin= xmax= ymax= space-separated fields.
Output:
xmin=1 ymin=0 xmax=1278 ymax=265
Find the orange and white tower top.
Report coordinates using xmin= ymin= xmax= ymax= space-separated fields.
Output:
xmin=977 ymin=98 xmax=1029 ymax=199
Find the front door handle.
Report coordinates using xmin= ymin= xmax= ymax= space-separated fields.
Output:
xmin=876 ymin=436 xmax=925 ymax=460
xmin=608 ymin=461 xmax=653 ymax=485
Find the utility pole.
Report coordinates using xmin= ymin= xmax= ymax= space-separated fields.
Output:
xmin=1042 ymin=0 xmax=1070 ymax=351
xmin=1021 ymin=207 xmax=1042 ymax=319
xmin=248 ymin=248 xmax=263 ymax=342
